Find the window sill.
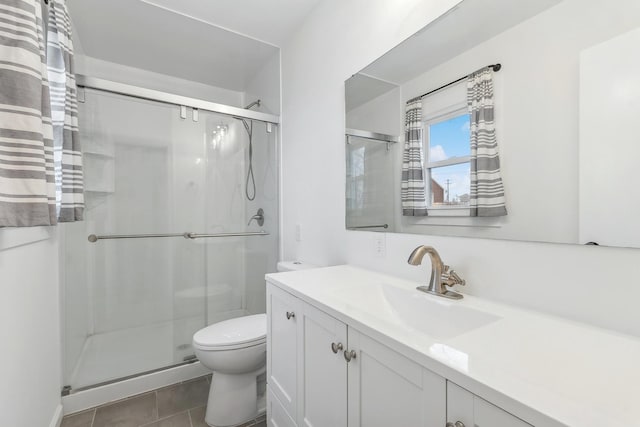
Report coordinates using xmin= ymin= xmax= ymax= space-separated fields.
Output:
xmin=426 ymin=207 xmax=470 ymax=217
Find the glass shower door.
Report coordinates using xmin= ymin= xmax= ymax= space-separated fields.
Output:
xmin=62 ymin=88 xmax=279 ymax=391
xmin=197 ymin=111 xmax=279 ymax=328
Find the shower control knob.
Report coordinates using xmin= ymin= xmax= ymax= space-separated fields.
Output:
xmin=286 ymin=311 xmax=295 ymax=320
xmin=331 ymin=342 xmax=344 ymax=354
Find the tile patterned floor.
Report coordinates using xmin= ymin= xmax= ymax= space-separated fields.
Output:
xmin=61 ymin=376 xmax=267 ymax=427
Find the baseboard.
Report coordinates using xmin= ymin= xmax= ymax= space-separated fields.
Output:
xmin=49 ymin=404 xmax=63 ymax=427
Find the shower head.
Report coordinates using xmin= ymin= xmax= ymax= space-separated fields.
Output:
xmin=244 ymin=99 xmax=261 ymax=110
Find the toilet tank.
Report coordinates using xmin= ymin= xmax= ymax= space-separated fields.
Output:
xmin=276 ymin=261 xmax=318 ymax=272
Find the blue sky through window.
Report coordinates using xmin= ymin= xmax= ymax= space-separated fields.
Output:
xmin=428 ymin=113 xmax=471 ymax=205
xmin=428 ymin=114 xmax=470 ymax=161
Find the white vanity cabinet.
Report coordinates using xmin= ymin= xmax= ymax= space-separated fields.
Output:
xmin=347 ymin=328 xmax=446 ymax=427
xmin=267 ymin=284 xmax=446 ymax=427
xmin=299 ymin=303 xmax=348 ymax=427
xmin=446 ymin=382 xmax=532 ymax=427
xmin=267 ymin=284 xmax=302 ymax=418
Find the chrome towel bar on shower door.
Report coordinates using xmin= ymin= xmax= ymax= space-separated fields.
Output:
xmin=87 ymin=231 xmax=269 ymax=243
xmin=346 ymin=224 xmax=389 ymax=230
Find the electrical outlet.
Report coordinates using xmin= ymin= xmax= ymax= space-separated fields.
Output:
xmin=374 ymin=233 xmax=386 ymax=258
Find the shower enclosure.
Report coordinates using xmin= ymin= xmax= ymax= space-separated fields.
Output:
xmin=345 ymin=129 xmax=398 ymax=231
xmin=60 ymin=78 xmax=279 ymax=393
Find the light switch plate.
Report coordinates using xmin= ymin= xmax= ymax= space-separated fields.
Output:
xmin=374 ymin=233 xmax=386 ymax=258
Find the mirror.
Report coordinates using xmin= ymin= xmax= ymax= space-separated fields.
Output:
xmin=345 ymin=0 xmax=640 ymax=248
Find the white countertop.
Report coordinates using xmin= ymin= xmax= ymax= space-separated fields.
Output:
xmin=266 ymin=265 xmax=640 ymax=427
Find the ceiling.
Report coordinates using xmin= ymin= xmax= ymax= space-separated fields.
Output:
xmin=68 ymin=0 xmax=321 ymax=91
xmin=137 ymin=0 xmax=323 ymax=47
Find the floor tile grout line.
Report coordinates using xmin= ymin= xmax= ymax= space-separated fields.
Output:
xmin=90 ymin=407 xmax=96 ymax=427
xmin=188 ymin=409 xmax=193 ymax=427
xmin=138 ymin=410 xmax=191 ymax=427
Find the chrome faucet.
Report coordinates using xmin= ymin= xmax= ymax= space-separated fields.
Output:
xmin=407 ymin=245 xmax=466 ymax=300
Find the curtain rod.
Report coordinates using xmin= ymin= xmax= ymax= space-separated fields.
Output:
xmin=406 ymin=63 xmax=501 ymax=104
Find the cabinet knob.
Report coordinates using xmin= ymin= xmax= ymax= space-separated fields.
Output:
xmin=286 ymin=311 xmax=295 ymax=320
xmin=344 ymin=349 xmax=357 ymax=362
xmin=446 ymin=422 xmax=465 ymax=427
xmin=331 ymin=342 xmax=344 ymax=354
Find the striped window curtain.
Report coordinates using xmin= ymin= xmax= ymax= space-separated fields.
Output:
xmin=47 ymin=0 xmax=83 ymax=221
xmin=0 ymin=0 xmax=57 ymax=226
xmin=467 ymin=68 xmax=507 ymax=217
xmin=401 ymin=100 xmax=428 ymax=216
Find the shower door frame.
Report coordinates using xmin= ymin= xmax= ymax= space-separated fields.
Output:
xmin=76 ymin=75 xmax=280 ymax=125
xmin=63 ymin=76 xmax=281 ymax=403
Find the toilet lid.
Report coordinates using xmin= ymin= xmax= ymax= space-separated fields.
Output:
xmin=193 ymin=314 xmax=266 ymax=349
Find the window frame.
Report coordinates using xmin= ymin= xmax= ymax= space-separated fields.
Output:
xmin=423 ymin=102 xmax=471 ymax=215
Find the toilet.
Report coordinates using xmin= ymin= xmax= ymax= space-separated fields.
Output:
xmin=193 ymin=261 xmax=316 ymax=427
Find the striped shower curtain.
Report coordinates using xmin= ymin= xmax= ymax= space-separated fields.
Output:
xmin=0 ymin=0 xmax=83 ymax=227
xmin=47 ymin=0 xmax=83 ymax=221
xmin=401 ymin=100 xmax=428 ymax=216
xmin=0 ymin=0 xmax=57 ymax=226
xmin=467 ymin=68 xmax=507 ymax=217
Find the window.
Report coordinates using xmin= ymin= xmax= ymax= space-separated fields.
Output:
xmin=423 ymin=88 xmax=471 ymax=215
xmin=425 ymin=110 xmax=471 ymax=208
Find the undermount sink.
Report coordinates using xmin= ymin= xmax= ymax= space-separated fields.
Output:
xmin=380 ymin=284 xmax=501 ymax=340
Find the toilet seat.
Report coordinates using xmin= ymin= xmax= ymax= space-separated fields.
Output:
xmin=193 ymin=313 xmax=266 ymax=351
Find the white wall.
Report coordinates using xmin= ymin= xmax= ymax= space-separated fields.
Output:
xmin=281 ymin=0 xmax=458 ymax=261
xmin=281 ymin=0 xmax=640 ymax=337
xmin=0 ymin=230 xmax=62 ymax=427
xmin=76 ymin=56 xmax=245 ymax=107
xmin=244 ymin=52 xmax=282 ymax=115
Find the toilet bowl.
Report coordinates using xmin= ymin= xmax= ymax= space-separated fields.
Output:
xmin=193 ymin=314 xmax=267 ymax=427
xmin=193 ymin=261 xmax=318 ymax=427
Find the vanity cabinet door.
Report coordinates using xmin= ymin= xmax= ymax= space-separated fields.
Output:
xmin=268 ymin=388 xmax=297 ymax=427
xmin=267 ymin=284 xmax=302 ymax=420
xmin=346 ymin=329 xmax=446 ymax=427
xmin=447 ymin=381 xmax=533 ymax=427
xmin=299 ymin=303 xmax=348 ymax=427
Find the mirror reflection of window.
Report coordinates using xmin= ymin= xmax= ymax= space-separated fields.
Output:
xmin=426 ymin=112 xmax=471 ymax=209
xmin=421 ymin=82 xmax=472 ymax=216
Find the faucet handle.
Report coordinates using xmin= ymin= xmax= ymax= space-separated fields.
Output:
xmin=442 ymin=268 xmax=466 ymax=287
xmin=247 ymin=208 xmax=265 ymax=226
